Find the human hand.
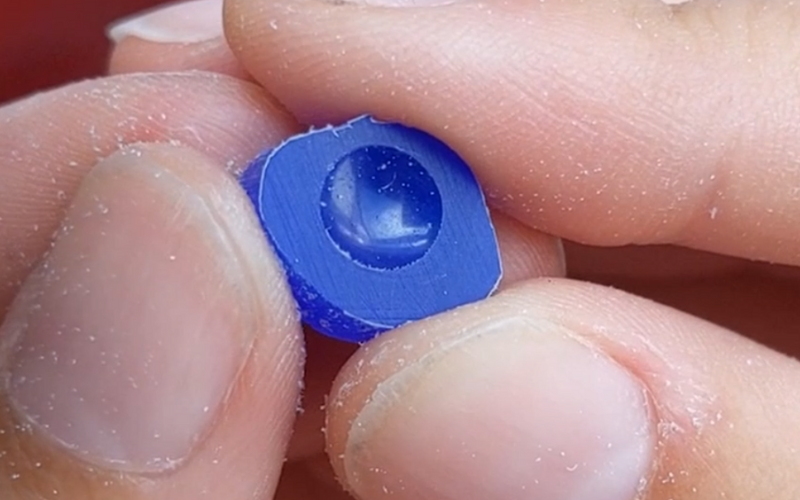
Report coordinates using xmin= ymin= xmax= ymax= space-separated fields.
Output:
xmin=0 ymin=5 xmax=559 ymax=499
xmin=3 ymin=0 xmax=800 ymax=499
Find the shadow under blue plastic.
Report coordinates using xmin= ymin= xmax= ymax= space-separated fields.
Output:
xmin=240 ymin=116 xmax=501 ymax=343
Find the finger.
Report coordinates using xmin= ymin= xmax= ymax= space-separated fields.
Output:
xmin=0 ymin=71 xmax=299 ymax=313
xmin=0 ymin=143 xmax=303 ymax=499
xmin=107 ymin=0 xmax=246 ymax=78
xmin=109 ymin=37 xmax=247 ymax=79
xmin=225 ymin=0 xmax=800 ymax=266
xmin=326 ymin=278 xmax=800 ymax=500
xmin=287 ymin=212 xmax=565 ymax=462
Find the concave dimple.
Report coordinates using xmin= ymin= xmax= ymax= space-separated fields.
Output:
xmin=320 ymin=145 xmax=443 ymax=270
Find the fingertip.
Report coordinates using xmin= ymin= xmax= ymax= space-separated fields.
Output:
xmin=325 ymin=279 xmax=800 ymax=500
xmin=107 ymin=0 xmax=223 ymax=45
xmin=223 ymin=0 xmax=353 ymax=124
xmin=108 ymin=37 xmax=249 ymax=79
xmin=106 ymin=0 xmax=248 ymax=78
xmin=325 ymin=283 xmax=655 ymax=500
xmin=224 ymin=0 xmax=800 ymax=266
xmin=0 ymin=143 xmax=304 ymax=499
xmin=492 ymin=210 xmax=565 ymax=287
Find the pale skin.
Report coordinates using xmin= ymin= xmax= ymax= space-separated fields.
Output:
xmin=0 ymin=0 xmax=799 ymax=499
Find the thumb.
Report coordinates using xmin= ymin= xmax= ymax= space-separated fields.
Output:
xmin=326 ymin=280 xmax=800 ymax=500
xmin=225 ymin=0 xmax=800 ymax=266
xmin=0 ymin=144 xmax=303 ymax=499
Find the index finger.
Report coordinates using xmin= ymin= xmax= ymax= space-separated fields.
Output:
xmin=225 ymin=0 xmax=800 ymax=266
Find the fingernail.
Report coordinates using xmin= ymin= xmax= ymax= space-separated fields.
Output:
xmin=107 ymin=0 xmax=223 ymax=44
xmin=343 ymin=318 xmax=655 ymax=500
xmin=0 ymin=146 xmax=261 ymax=472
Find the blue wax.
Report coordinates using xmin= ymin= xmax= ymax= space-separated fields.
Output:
xmin=240 ymin=115 xmax=501 ymax=343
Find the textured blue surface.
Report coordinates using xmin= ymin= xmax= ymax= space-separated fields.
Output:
xmin=240 ymin=116 xmax=501 ymax=343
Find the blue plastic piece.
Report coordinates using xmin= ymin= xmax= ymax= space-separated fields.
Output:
xmin=240 ymin=115 xmax=501 ymax=343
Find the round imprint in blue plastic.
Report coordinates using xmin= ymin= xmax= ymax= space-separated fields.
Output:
xmin=240 ymin=115 xmax=501 ymax=343
xmin=320 ymin=145 xmax=443 ymax=270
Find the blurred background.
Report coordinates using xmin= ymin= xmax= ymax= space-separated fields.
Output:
xmin=1 ymin=0 xmax=168 ymax=104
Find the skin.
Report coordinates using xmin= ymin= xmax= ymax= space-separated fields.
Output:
xmin=1 ymin=0 xmax=800 ymax=499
